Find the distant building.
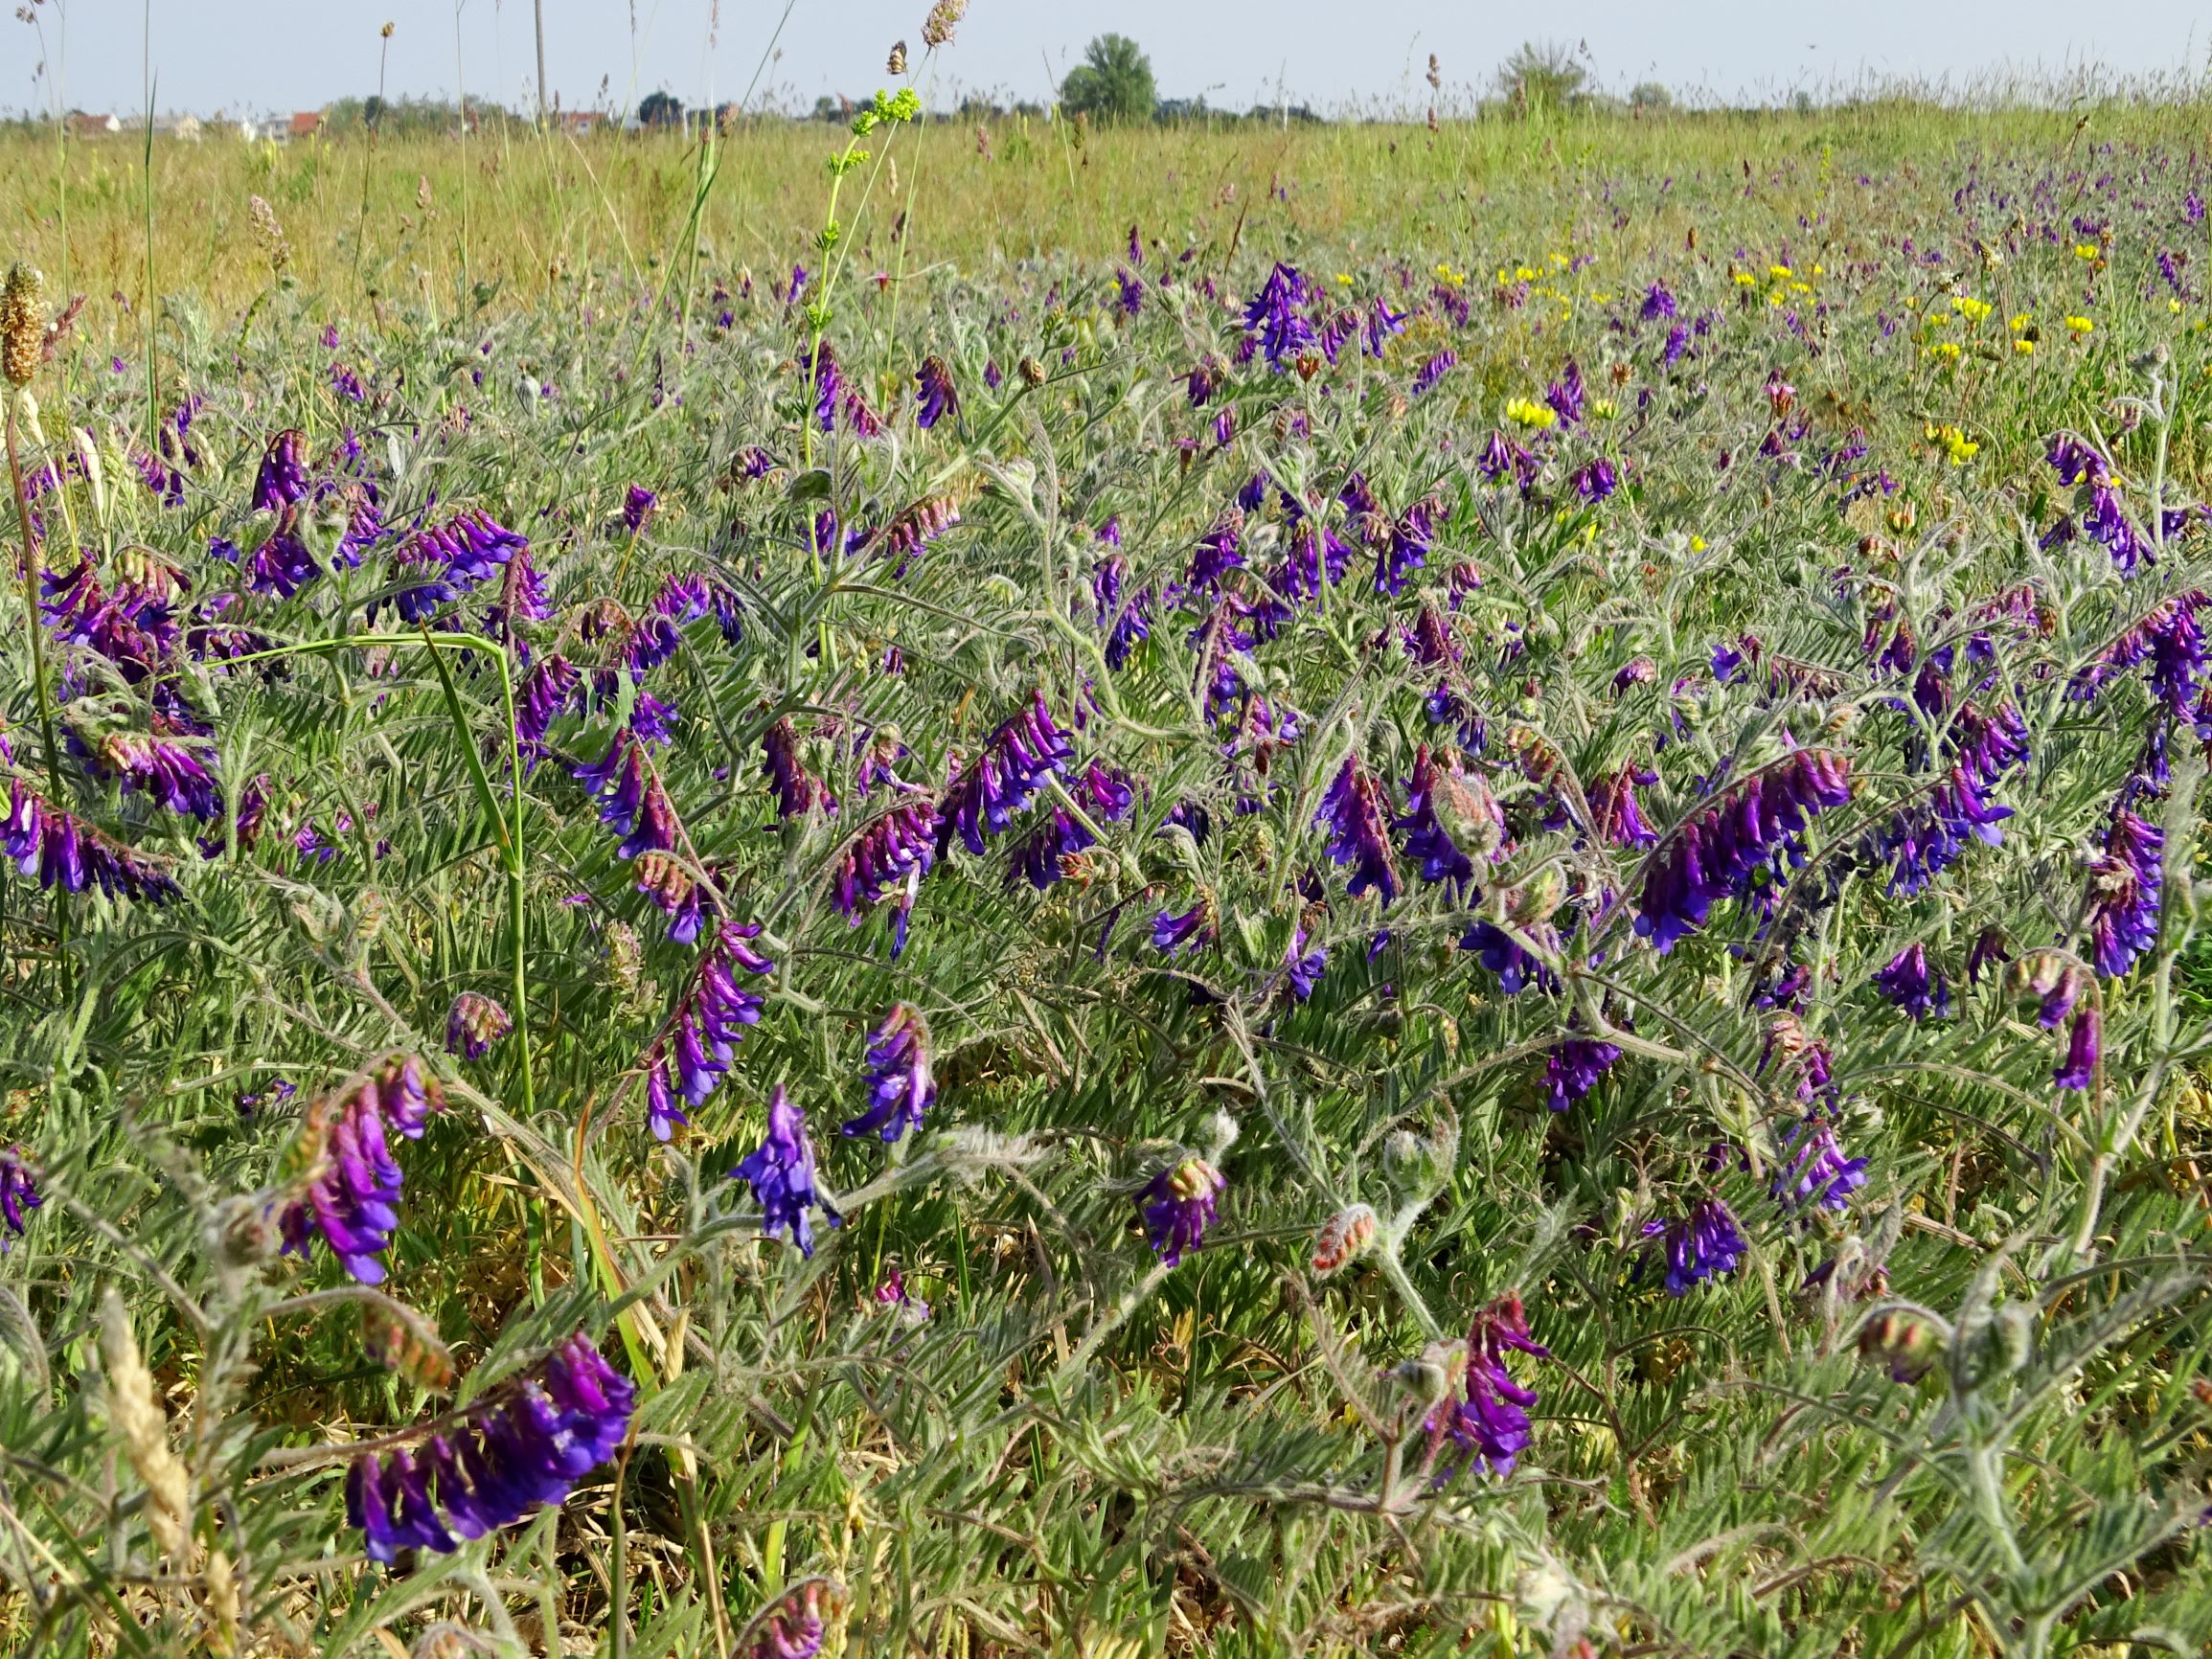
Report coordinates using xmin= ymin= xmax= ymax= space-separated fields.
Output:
xmin=288 ymin=111 xmax=324 ymax=140
xmin=171 ymin=115 xmax=202 ymax=143
xmin=65 ymin=111 xmax=121 ymax=137
xmin=558 ymin=110 xmax=602 ymax=136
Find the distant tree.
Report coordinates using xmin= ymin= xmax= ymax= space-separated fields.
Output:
xmin=1060 ymin=34 xmax=1156 ymax=125
xmin=1630 ymin=80 xmax=1675 ymax=112
xmin=362 ymin=94 xmax=386 ymax=129
xmin=1495 ymin=41 xmax=1588 ymax=116
xmin=638 ymin=90 xmax=684 ymax=128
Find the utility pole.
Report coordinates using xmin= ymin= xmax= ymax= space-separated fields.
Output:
xmin=534 ymin=0 xmax=548 ymax=123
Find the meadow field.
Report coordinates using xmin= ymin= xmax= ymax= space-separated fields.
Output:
xmin=2 ymin=64 xmax=2212 ymax=1659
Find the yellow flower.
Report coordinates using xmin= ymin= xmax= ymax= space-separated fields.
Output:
xmin=1924 ymin=422 xmax=1978 ymax=465
xmin=1550 ymin=251 xmax=1571 ymax=268
xmin=2008 ymin=312 xmax=2031 ymax=332
xmin=1334 ymin=272 xmax=1354 ymax=286
xmin=1811 ymin=263 xmax=1825 ymax=277
xmin=1515 ymin=264 xmax=1539 ymax=282
xmin=1904 ymin=294 xmax=1921 ymax=309
xmin=1789 ymin=281 xmax=1813 ymax=295
xmin=1925 ymin=310 xmax=1952 ymax=327
xmin=1952 ymin=296 xmax=1992 ymax=323
xmin=1767 ymin=263 xmax=1793 ymax=280
xmin=2064 ymin=315 xmax=2094 ymax=335
xmin=1592 ymin=398 xmax=1618 ymax=420
xmin=1925 ymin=341 xmax=1963 ymax=361
xmin=2074 ymin=243 xmax=2101 ymax=260
xmin=2173 ymin=298 xmax=2185 ymax=313
xmin=1505 ymin=397 xmax=1558 ymax=430
xmin=2014 ymin=338 xmax=2035 ymax=355
xmin=1689 ymin=534 xmax=1707 ymax=552
xmin=1732 ymin=268 xmax=1758 ymax=287
xmin=1434 ymin=262 xmax=1468 ymax=288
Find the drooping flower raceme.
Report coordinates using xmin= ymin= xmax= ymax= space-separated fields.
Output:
xmin=640 ymin=926 xmax=776 ymax=1141
xmin=0 ymin=1147 xmax=39 ymax=1243
xmin=1642 ymin=1198 xmax=1746 ymax=1295
xmin=2086 ymin=807 xmax=2163 ymax=977
xmin=278 ymin=1057 xmax=445 ymax=1284
xmin=732 ymin=1085 xmax=839 ymax=1258
xmin=1633 ymin=750 xmax=1851 ymax=951
xmin=1430 ymin=1292 xmax=1548 ymax=1478
xmin=936 ymin=691 xmax=1072 ymax=858
xmin=1316 ymin=757 xmax=1402 ymax=903
xmin=347 ymin=1332 xmax=634 ymax=1564
xmin=842 ymin=1003 xmax=937 ymax=1143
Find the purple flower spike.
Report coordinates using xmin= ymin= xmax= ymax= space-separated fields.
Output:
xmin=843 ymin=1003 xmax=937 ymax=1143
xmin=1138 ymin=1156 xmax=1224 ymax=1266
xmin=347 ymin=1331 xmax=634 ymax=1564
xmin=1544 ymin=359 xmax=1586 ymax=426
xmin=516 ymin=656 xmax=582 ymax=761
xmin=1541 ymin=1033 xmax=1621 ymax=1112
xmin=1152 ymin=898 xmax=1216 ymax=958
xmin=914 ymin=354 xmax=959 ymax=428
xmin=445 ymin=992 xmax=513 ymax=1060
xmin=1375 ymin=492 xmax=1443 ymax=597
xmin=95 ymin=731 xmax=222 ymax=821
xmin=4 ymin=779 xmax=180 ymax=904
xmin=1633 ymin=750 xmax=1851 ymax=953
xmin=1394 ymin=745 xmax=1494 ymax=889
xmin=1641 ymin=1198 xmax=1745 ymax=1295
xmin=1243 ymin=261 xmax=1316 ymax=370
xmin=936 ymin=691 xmax=1072 ymax=858
xmin=1189 ymin=508 xmax=1245 ymax=588
xmin=764 ymin=718 xmax=838 ymax=820
xmin=640 ymin=926 xmax=777 ymax=1140
xmin=622 ymin=484 xmax=657 ymax=534
xmin=1317 ymin=758 xmax=1401 ymax=904
xmin=732 ymin=1085 xmax=839 ymax=1258
xmin=278 ymin=1057 xmax=446 ymax=1284
xmin=1412 ymin=349 xmax=1457 ymax=397
xmin=1772 ymin=1116 xmax=1868 ymax=1213
xmin=1429 ymin=1292 xmax=1548 ymax=1478
xmin=749 ymin=1584 xmax=828 ymax=1659
xmin=2054 ymin=1005 xmax=2101 ymax=1090
xmin=2087 ymin=807 xmax=2163 ymax=977
xmin=1875 ymin=943 xmax=1950 ymax=1020
xmin=1590 ymin=765 xmax=1659 ymax=849
xmin=0 ymin=1147 xmax=40 ymax=1242
xmin=833 ymin=799 xmax=941 ymax=930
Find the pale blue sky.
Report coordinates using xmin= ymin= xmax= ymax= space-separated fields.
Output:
xmin=12 ymin=0 xmax=2209 ymax=120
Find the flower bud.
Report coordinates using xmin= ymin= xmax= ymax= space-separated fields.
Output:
xmin=1311 ymin=1204 xmax=1377 ymax=1276
xmin=1859 ymin=1310 xmax=1941 ymax=1383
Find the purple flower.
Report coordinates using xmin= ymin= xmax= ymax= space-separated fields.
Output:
xmin=1364 ymin=296 xmax=1408 ymax=356
xmin=1875 ymin=943 xmax=1950 ymax=1020
xmin=1544 ymin=359 xmax=1586 ymax=426
xmin=936 ymin=692 xmax=1072 ymax=858
xmin=843 ymin=1003 xmax=936 ymax=1142
xmin=1375 ymin=492 xmax=1442 ymax=597
xmin=1642 ymin=1198 xmax=1745 ymax=1295
xmin=1429 ymin=1293 xmax=1547 ymax=1478
xmin=1243 ymin=261 xmax=1316 ymax=369
xmin=1394 ymin=745 xmax=1494 ymax=888
xmin=623 ymin=484 xmax=657 ymax=533
xmin=2046 ymin=432 xmax=2110 ymax=488
xmin=1138 ymin=1156 xmax=1224 ymax=1266
xmin=252 ymin=428 xmax=311 ymax=512
xmin=2076 ymin=592 xmax=2207 ymax=712
xmin=1189 ymin=508 xmax=1245 ymax=588
xmin=1772 ymin=1117 xmax=1868 ymax=1213
xmin=1633 ymin=750 xmax=1851 ymax=952
xmin=1541 ymin=1033 xmax=1621 ymax=1112
xmin=3 ymin=779 xmax=180 ymax=903
xmin=93 ymin=731 xmax=222 ymax=820
xmin=1316 ymin=757 xmax=1401 ymax=904
xmin=387 ymin=509 xmax=528 ymax=623
xmin=1572 ymin=457 xmax=1618 ymax=504
xmin=2085 ymin=484 xmax=2151 ymax=574
xmin=914 ymin=354 xmax=959 ymax=428
xmin=1184 ymin=355 xmax=1221 ymax=406
xmin=515 ymin=656 xmax=582 ymax=761
xmin=1411 ymin=350 xmax=1457 ymax=397
xmin=279 ymin=1057 xmax=445 ymax=1284
xmin=574 ymin=730 xmax=680 ymax=859
xmin=1284 ymin=926 xmax=1328 ymax=999
xmin=0 ymin=1147 xmax=39 ymax=1242
xmin=832 ymin=799 xmax=941 ymax=939
xmin=749 ymin=1585 xmax=828 ymax=1659
xmin=731 ymin=1085 xmax=839 ymax=1258
xmin=1115 ymin=266 xmax=1145 ymax=316
xmin=764 ymin=718 xmax=838 ymax=820
xmin=1459 ymin=919 xmax=1559 ymax=995
xmin=800 ymin=339 xmax=843 ymax=432
xmin=2054 ymin=1005 xmax=2101 ymax=1090
xmin=1641 ymin=281 xmax=1677 ymax=321
xmin=1478 ymin=430 xmax=1540 ymax=490
xmin=347 ymin=1331 xmax=634 ymax=1564
xmin=2087 ymin=807 xmax=2163 ymax=977
xmin=1152 ymin=898 xmax=1216 ymax=958
xmin=640 ymin=926 xmax=776 ymax=1140
xmin=445 ymin=992 xmax=513 ymax=1060
xmin=1590 ymin=765 xmax=1658 ymax=848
